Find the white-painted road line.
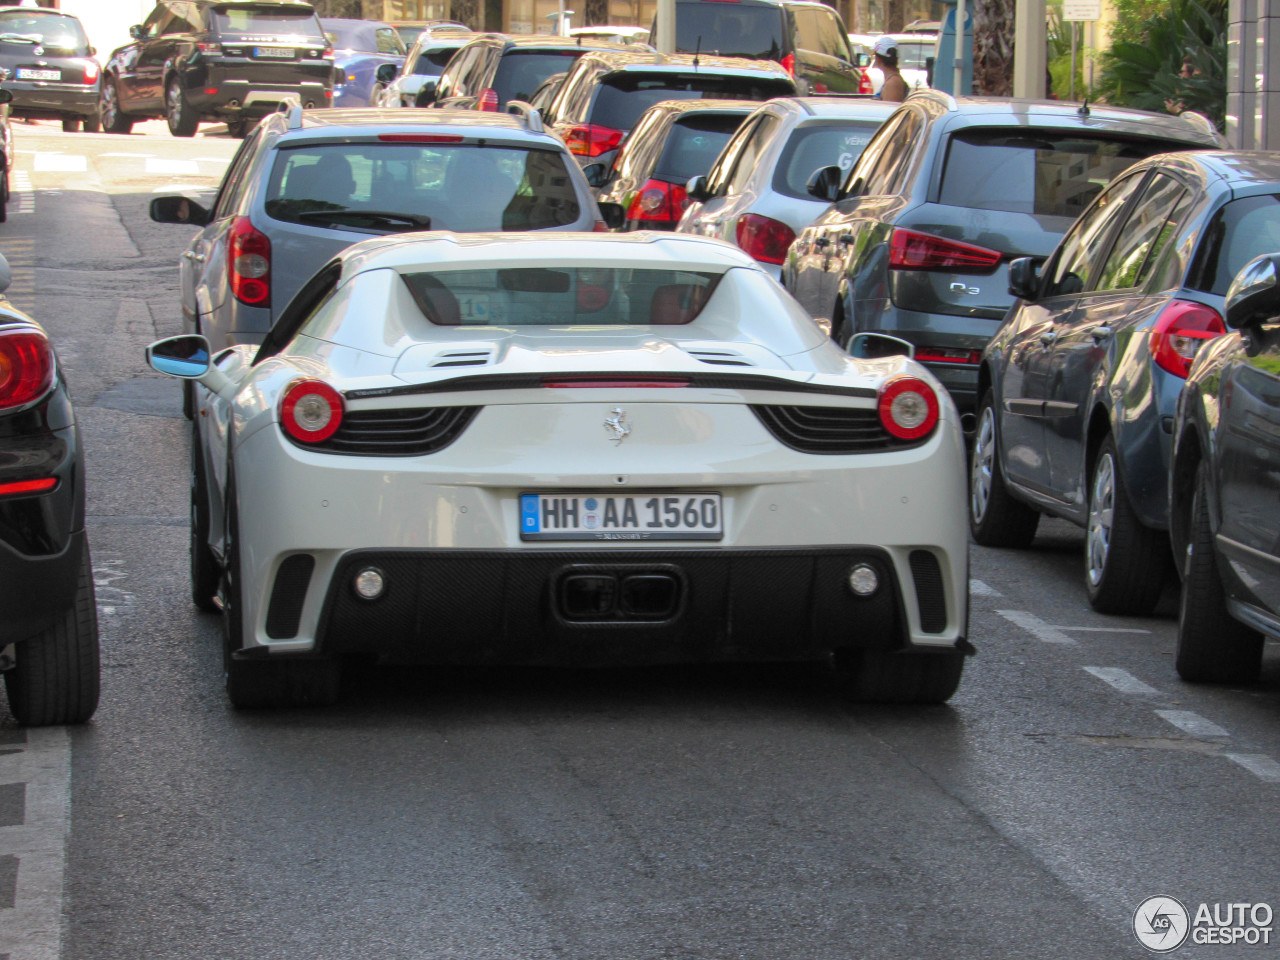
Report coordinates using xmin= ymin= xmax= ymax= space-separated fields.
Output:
xmin=996 ymin=609 xmax=1076 ymax=644
xmin=969 ymin=579 xmax=1002 ymax=597
xmin=1053 ymin=626 xmax=1152 ymax=634
xmin=145 ymin=158 xmax=201 ymax=175
xmin=1156 ymin=710 xmax=1231 ymax=739
xmin=1082 ymin=666 xmax=1160 ymax=696
xmin=33 ymin=154 xmax=86 ymax=172
xmin=0 ymin=727 xmax=70 ymax=960
xmin=1224 ymin=754 xmax=1280 ymax=783
xmin=98 ymin=152 xmax=157 ymax=158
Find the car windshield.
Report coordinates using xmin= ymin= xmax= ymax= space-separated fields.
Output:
xmin=401 ymin=267 xmax=722 ymax=326
xmin=673 ymin=3 xmax=784 ymax=59
xmin=655 ymin=114 xmax=747 ymax=182
xmin=414 ymin=45 xmax=459 ymax=74
xmin=938 ymin=129 xmax=1193 ymax=220
xmin=594 ymin=73 xmax=792 ymax=132
xmin=493 ymin=50 xmax=585 ymax=106
xmin=1189 ymin=194 xmax=1280 ymax=295
xmin=212 ymin=7 xmax=324 ymax=38
xmin=772 ymin=120 xmax=881 ymax=199
xmin=0 ymin=12 xmax=89 ymax=55
xmin=323 ymin=23 xmax=369 ymax=50
xmin=264 ymin=143 xmax=581 ymax=233
xmin=895 ymin=41 xmax=932 ymax=70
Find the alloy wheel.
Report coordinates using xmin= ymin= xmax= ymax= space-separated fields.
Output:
xmin=970 ymin=405 xmax=995 ymax=523
xmin=1086 ymin=452 xmax=1116 ymax=586
xmin=167 ymin=78 xmax=182 ymax=127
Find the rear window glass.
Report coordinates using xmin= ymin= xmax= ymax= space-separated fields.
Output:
xmin=674 ymin=3 xmax=784 ymax=59
xmin=493 ymin=50 xmax=584 ymax=106
xmin=415 ymin=45 xmax=459 ymax=73
xmin=593 ymin=73 xmax=792 ymax=131
xmin=0 ymin=11 xmax=90 ymax=55
xmin=265 ymin=143 xmax=580 ymax=233
xmin=938 ymin=129 xmax=1190 ymax=219
xmin=402 ymin=268 xmax=722 ymax=326
xmin=213 ymin=8 xmax=324 ymax=38
xmin=1189 ymin=195 xmax=1280 ymax=295
xmin=772 ymin=120 xmax=880 ymax=199
xmin=896 ymin=41 xmax=932 ymax=70
xmin=654 ymin=114 xmax=747 ymax=182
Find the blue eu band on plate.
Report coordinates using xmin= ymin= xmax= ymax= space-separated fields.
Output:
xmin=521 ymin=493 xmax=723 ymax=541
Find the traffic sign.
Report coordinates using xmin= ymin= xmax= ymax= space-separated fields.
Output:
xmin=1063 ymin=0 xmax=1102 ymax=20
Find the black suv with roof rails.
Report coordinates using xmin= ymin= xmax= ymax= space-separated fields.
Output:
xmin=100 ymin=0 xmax=333 ymax=138
xmin=651 ymin=0 xmax=865 ymax=94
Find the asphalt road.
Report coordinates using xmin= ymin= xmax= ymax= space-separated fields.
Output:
xmin=1 ymin=120 xmax=1278 ymax=960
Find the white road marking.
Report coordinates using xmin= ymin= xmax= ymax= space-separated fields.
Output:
xmin=33 ymin=154 xmax=86 ymax=172
xmin=0 ymin=727 xmax=71 ymax=960
xmin=1082 ymin=666 xmax=1160 ymax=695
xmin=145 ymin=158 xmax=200 ymax=175
xmin=969 ymin=579 xmax=1002 ymax=597
xmin=1224 ymin=754 xmax=1280 ymax=783
xmin=1051 ymin=626 xmax=1152 ymax=634
xmin=98 ymin=152 xmax=157 ymax=158
xmin=1156 ymin=710 xmax=1230 ymax=739
xmin=11 ymin=171 xmax=34 ymax=214
xmin=996 ymin=609 xmax=1075 ymax=644
xmin=193 ymin=156 xmax=235 ymax=163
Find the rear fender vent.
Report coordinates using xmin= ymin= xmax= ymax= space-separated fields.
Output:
xmin=751 ymin=405 xmax=923 ymax=454
xmin=265 ymin=554 xmax=315 ymax=639
xmin=431 ymin=348 xmax=494 ymax=368
xmin=685 ymin=347 xmax=754 ymax=367
xmin=908 ymin=549 xmax=947 ymax=634
xmin=304 ymin=405 xmax=481 ymax=457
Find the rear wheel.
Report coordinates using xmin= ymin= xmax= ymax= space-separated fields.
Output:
xmin=61 ymin=117 xmax=80 ymax=132
xmin=968 ymin=390 xmax=1039 ymax=547
xmin=190 ymin=426 xmax=220 ymax=612
xmin=166 ymin=75 xmax=198 ymax=138
xmin=1175 ymin=464 xmax=1263 ymax=683
xmin=4 ymin=545 xmax=100 ymax=725
xmin=100 ymin=79 xmax=134 ymax=134
xmin=834 ymin=647 xmax=965 ymax=704
xmin=1084 ymin=436 xmax=1171 ymax=614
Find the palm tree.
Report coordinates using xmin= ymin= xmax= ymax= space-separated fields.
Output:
xmin=973 ymin=0 xmax=1014 ymax=96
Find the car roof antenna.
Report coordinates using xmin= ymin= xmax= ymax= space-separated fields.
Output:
xmin=1078 ymin=98 xmax=1090 ymax=118
xmin=694 ymin=35 xmax=701 ymax=68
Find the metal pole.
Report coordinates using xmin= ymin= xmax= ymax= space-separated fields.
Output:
xmin=656 ymin=0 xmax=676 ymax=52
xmin=1013 ymin=0 xmax=1047 ymax=98
xmin=1069 ymin=21 xmax=1076 ymax=100
xmin=953 ymin=0 xmax=965 ymax=96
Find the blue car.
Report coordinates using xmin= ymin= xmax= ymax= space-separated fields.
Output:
xmin=322 ymin=18 xmax=406 ymax=108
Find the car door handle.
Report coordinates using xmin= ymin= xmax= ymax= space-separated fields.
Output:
xmin=183 ymin=251 xmax=205 ymax=263
xmin=1089 ymin=325 xmax=1113 ymax=341
xmin=814 ymin=237 xmax=830 ymax=249
xmin=1038 ymin=330 xmax=1057 ymax=346
xmin=839 ymin=233 xmax=854 ymax=245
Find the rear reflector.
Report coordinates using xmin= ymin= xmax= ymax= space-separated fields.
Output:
xmin=915 ymin=347 xmax=982 ymax=365
xmin=0 ymin=477 xmax=57 ymax=497
xmin=889 ymin=228 xmax=1002 ymax=273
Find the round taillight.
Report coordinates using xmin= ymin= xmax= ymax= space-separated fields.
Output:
xmin=280 ymin=379 xmax=343 ymax=443
xmin=0 ymin=328 xmax=54 ymax=410
xmin=878 ymin=376 xmax=939 ymax=441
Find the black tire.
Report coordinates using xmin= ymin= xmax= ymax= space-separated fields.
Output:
xmin=4 ymin=544 xmax=100 ymax=725
xmin=100 ymin=79 xmax=134 ymax=135
xmin=61 ymin=117 xmax=80 ymax=132
xmin=190 ymin=425 xmax=220 ymax=613
xmin=221 ymin=471 xmax=340 ymax=709
xmin=225 ymin=119 xmax=249 ymax=139
xmin=834 ymin=647 xmax=965 ymax=704
xmin=1175 ymin=465 xmax=1263 ymax=683
xmin=182 ymin=379 xmax=194 ymax=420
xmin=1084 ymin=435 xmax=1171 ymax=614
xmin=82 ymin=113 xmax=101 ymax=133
xmin=166 ymin=75 xmax=198 ymax=138
xmin=968 ymin=390 xmax=1040 ymax=547
xmin=0 ymin=166 xmax=9 ymax=224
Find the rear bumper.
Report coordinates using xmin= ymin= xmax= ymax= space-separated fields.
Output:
xmin=7 ymin=83 xmax=98 ymax=119
xmin=180 ymin=62 xmax=333 ymax=116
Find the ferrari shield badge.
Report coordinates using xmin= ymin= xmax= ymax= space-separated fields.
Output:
xmin=604 ymin=407 xmax=631 ymax=445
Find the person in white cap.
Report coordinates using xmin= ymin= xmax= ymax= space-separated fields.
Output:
xmin=873 ymin=36 xmax=908 ymax=103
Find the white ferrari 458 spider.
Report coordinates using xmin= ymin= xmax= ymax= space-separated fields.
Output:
xmin=147 ymin=232 xmax=971 ymax=708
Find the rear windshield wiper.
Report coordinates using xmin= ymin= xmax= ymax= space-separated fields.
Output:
xmin=294 ymin=209 xmax=432 ymax=231
xmin=0 ymin=33 xmax=41 ymax=44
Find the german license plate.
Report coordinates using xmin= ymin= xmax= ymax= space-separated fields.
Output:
xmin=17 ymin=68 xmax=60 ymax=81
xmin=520 ymin=493 xmax=723 ymax=541
xmin=255 ymin=46 xmax=293 ymax=58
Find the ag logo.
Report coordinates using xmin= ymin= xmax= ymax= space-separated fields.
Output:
xmin=1134 ymin=896 xmax=1190 ymax=952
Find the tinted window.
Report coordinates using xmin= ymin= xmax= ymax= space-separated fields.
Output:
xmin=794 ymin=8 xmax=849 ymax=59
xmin=401 ymin=268 xmax=722 ymax=326
xmin=213 ymin=8 xmax=324 ymax=38
xmin=324 ymin=22 xmax=371 ymax=50
xmin=1095 ymin=174 xmax=1186 ymax=291
xmin=1189 ymin=194 xmax=1280 ymax=296
xmin=376 ymin=27 xmax=405 ymax=55
xmin=415 ymin=45 xmax=460 ymax=74
xmin=726 ymin=113 xmax=779 ymax=194
xmin=895 ymin=40 xmax=932 ymax=70
xmin=939 ymin=130 xmax=1188 ymax=219
xmin=592 ymin=73 xmax=792 ymax=131
xmin=772 ymin=120 xmax=879 ymax=199
xmin=859 ymin=109 xmax=920 ymax=196
xmin=655 ymin=114 xmax=747 ymax=183
xmin=673 ymin=2 xmax=784 ymax=59
xmin=1047 ymin=173 xmax=1142 ymax=295
xmin=492 ymin=50 xmax=584 ymax=106
xmin=0 ymin=11 xmax=90 ymax=55
xmin=265 ymin=143 xmax=580 ymax=233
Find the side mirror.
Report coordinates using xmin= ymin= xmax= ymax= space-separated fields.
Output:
xmin=88 ymin=45 xmax=96 ymax=57
xmin=582 ymin=163 xmax=609 ymax=189
xmin=1008 ymin=257 xmax=1044 ymax=302
xmin=856 ymin=53 xmax=872 ymax=68
xmin=146 ymin=335 xmax=212 ymax=379
xmin=414 ymin=80 xmax=437 ymax=107
xmin=129 ymin=24 xmax=144 ymax=41
xmin=848 ymin=332 xmax=915 ymax=359
xmin=150 ymin=195 xmax=211 ymax=227
xmin=685 ymin=175 xmax=711 ymax=204
xmin=1225 ymin=253 xmax=1280 ymax=329
xmin=805 ymin=165 xmax=842 ymax=203
xmin=375 ymin=62 xmax=398 ymax=84
xmin=598 ymin=201 xmax=626 ymax=230
xmin=0 ymin=90 xmax=12 ymax=105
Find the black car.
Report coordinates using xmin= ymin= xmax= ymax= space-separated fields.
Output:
xmin=784 ymin=93 xmax=1225 ymax=418
xmin=544 ymin=50 xmax=795 ymax=171
xmin=1170 ymin=250 xmax=1280 ymax=684
xmin=0 ymin=85 xmax=13 ymax=222
xmin=422 ymin=34 xmax=633 ymax=112
xmin=0 ymin=257 xmax=100 ymax=726
xmin=595 ymin=98 xmax=755 ymax=229
xmin=0 ymin=5 xmax=101 ymax=132
xmin=652 ymin=0 xmax=865 ymax=94
xmin=100 ymin=0 xmax=333 ymax=138
xmin=969 ymin=152 xmax=1280 ymax=615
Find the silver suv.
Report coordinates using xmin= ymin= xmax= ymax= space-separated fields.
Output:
xmin=150 ymin=102 xmax=603 ymax=369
